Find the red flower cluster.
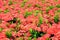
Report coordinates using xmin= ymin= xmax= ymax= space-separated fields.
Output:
xmin=0 ymin=0 xmax=60 ymax=40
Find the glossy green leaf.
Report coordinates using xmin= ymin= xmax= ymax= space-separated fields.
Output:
xmin=8 ymin=0 xmax=13 ymax=5
xmin=21 ymin=2 xmax=25 ymax=7
xmin=46 ymin=6 xmax=54 ymax=13
xmin=6 ymin=31 xmax=12 ymax=38
xmin=57 ymin=10 xmax=60 ymax=12
xmin=27 ymin=4 xmax=32 ymax=7
xmin=56 ymin=4 xmax=60 ymax=8
xmin=28 ymin=37 xmax=32 ymax=40
xmin=24 ymin=11 xmax=32 ymax=18
xmin=37 ymin=16 xmax=43 ymax=27
xmin=49 ymin=6 xmax=54 ymax=9
xmin=0 ymin=28 xmax=3 ymax=32
xmin=54 ymin=15 xmax=59 ymax=23
xmin=4 ymin=9 xmax=9 ymax=13
xmin=23 ymin=0 xmax=28 ymax=3
xmin=29 ymin=29 xmax=45 ymax=38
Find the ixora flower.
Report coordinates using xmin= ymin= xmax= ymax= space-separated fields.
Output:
xmin=0 ymin=0 xmax=60 ymax=40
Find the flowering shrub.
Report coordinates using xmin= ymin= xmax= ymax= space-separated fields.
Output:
xmin=0 ymin=0 xmax=60 ymax=40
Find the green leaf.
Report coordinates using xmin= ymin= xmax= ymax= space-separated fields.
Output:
xmin=17 ymin=20 xmax=21 ymax=25
xmin=35 ymin=4 xmax=41 ymax=8
xmin=34 ymin=10 xmax=40 ymax=16
xmin=29 ymin=28 xmax=33 ymax=34
xmin=33 ymin=33 xmax=37 ymax=38
xmin=35 ymin=10 xmax=40 ymax=13
xmin=34 ymin=10 xmax=43 ymax=16
xmin=28 ymin=37 xmax=32 ymax=40
xmin=46 ymin=6 xmax=54 ymax=13
xmin=8 ymin=0 xmax=13 ymax=5
xmin=24 ymin=11 xmax=32 ymax=18
xmin=54 ymin=0 xmax=58 ymax=2
xmin=49 ymin=6 xmax=54 ymax=9
xmin=0 ymin=28 xmax=3 ymax=32
xmin=23 ymin=0 xmax=28 ymax=3
xmin=56 ymin=4 xmax=60 ymax=8
xmin=46 ymin=38 xmax=51 ymax=40
xmin=54 ymin=15 xmax=59 ymax=23
xmin=40 ymin=10 xmax=43 ymax=14
xmin=41 ymin=0 xmax=45 ymax=3
xmin=6 ymin=31 xmax=12 ymax=38
xmin=57 ymin=10 xmax=60 ymax=12
xmin=33 ymin=38 xmax=37 ymax=40
xmin=4 ymin=9 xmax=9 ymax=13
xmin=21 ymin=2 xmax=25 ymax=7
xmin=46 ymin=7 xmax=50 ymax=13
xmin=19 ymin=37 xmax=23 ymax=40
xmin=37 ymin=16 xmax=43 ymax=27
xmin=27 ymin=4 xmax=32 ymax=7
xmin=29 ymin=29 xmax=45 ymax=38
